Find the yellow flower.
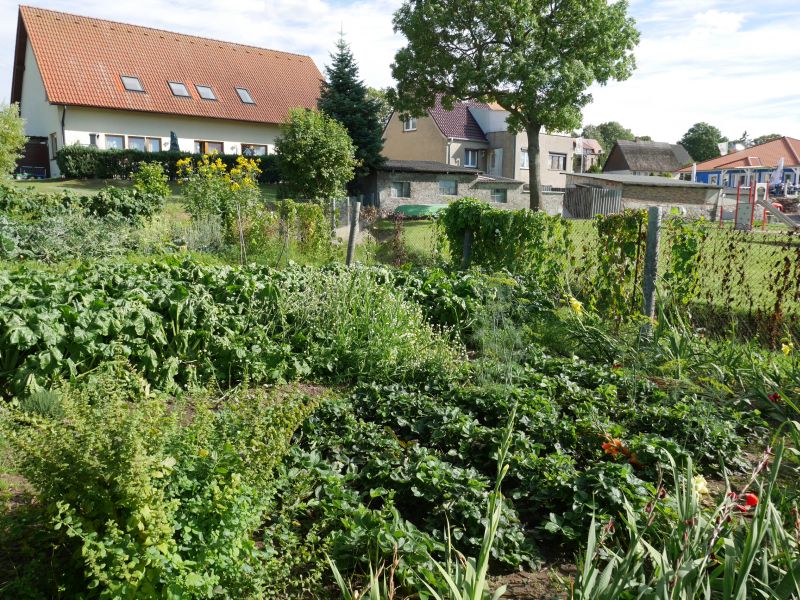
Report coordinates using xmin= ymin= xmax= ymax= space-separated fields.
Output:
xmin=782 ymin=342 xmax=794 ymax=356
xmin=569 ymin=297 xmax=583 ymax=315
xmin=693 ymin=475 xmax=709 ymax=496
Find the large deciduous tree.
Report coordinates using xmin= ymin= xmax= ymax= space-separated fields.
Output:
xmin=276 ymin=108 xmax=357 ymax=201
xmin=0 ymin=103 xmax=26 ymax=178
xmin=318 ymin=35 xmax=384 ymax=179
xmin=679 ymin=122 xmax=725 ymax=162
xmin=581 ymin=121 xmax=636 ymax=164
xmin=390 ymin=0 xmax=639 ymax=210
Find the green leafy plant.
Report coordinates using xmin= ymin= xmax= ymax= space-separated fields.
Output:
xmin=1 ymin=364 xmax=318 ymax=598
xmin=439 ymin=198 xmax=571 ymax=289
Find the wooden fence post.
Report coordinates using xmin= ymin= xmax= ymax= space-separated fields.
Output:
xmin=346 ymin=196 xmax=361 ymax=266
xmin=330 ymin=198 xmax=337 ymax=238
xmin=461 ymin=228 xmax=473 ymax=270
xmin=640 ymin=206 xmax=661 ymax=338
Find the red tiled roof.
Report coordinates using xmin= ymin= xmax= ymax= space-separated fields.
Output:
xmin=14 ymin=6 xmax=322 ymax=125
xmin=678 ymin=136 xmax=800 ymax=171
xmin=428 ymin=96 xmax=490 ymax=142
xmin=577 ymin=138 xmax=603 ymax=154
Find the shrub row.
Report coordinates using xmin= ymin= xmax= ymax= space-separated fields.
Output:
xmin=56 ymin=145 xmax=280 ymax=183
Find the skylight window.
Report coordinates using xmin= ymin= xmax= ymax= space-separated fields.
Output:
xmin=121 ymin=75 xmax=144 ymax=92
xmin=196 ymin=85 xmax=217 ymax=100
xmin=236 ymin=87 xmax=255 ymax=104
xmin=168 ymin=81 xmax=191 ymax=97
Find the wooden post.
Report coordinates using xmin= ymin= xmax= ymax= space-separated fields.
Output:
xmin=461 ymin=228 xmax=473 ymax=270
xmin=330 ymin=198 xmax=337 ymax=238
xmin=640 ymin=206 xmax=661 ymax=338
xmin=346 ymin=196 xmax=361 ymax=266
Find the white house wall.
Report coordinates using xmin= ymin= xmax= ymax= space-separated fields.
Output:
xmin=64 ymin=107 xmax=280 ymax=156
xmin=19 ymin=39 xmax=62 ymax=174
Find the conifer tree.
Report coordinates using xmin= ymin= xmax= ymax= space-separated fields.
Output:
xmin=318 ymin=34 xmax=384 ymax=178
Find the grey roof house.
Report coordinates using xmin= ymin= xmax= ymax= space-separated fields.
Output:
xmin=603 ymin=141 xmax=692 ymax=175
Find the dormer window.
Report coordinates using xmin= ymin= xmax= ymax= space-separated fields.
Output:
xmin=236 ymin=87 xmax=255 ymax=104
xmin=196 ymin=85 xmax=217 ymax=100
xmin=168 ymin=81 xmax=191 ymax=97
xmin=121 ymin=75 xmax=144 ymax=92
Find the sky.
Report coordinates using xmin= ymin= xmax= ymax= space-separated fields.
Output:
xmin=1 ymin=0 xmax=799 ymax=143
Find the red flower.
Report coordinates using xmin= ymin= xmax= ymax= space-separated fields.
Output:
xmin=768 ymin=392 xmax=781 ymax=403
xmin=744 ymin=493 xmax=759 ymax=507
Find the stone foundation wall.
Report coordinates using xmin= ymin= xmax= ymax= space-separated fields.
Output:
xmin=376 ymin=171 xmax=525 ymax=213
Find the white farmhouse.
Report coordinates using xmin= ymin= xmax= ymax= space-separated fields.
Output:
xmin=10 ymin=6 xmax=323 ymax=177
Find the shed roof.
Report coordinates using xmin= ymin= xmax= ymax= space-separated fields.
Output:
xmin=380 ymin=159 xmax=482 ymax=175
xmin=677 ymin=136 xmax=800 ymax=172
xmin=569 ymin=172 xmax=722 ymax=189
xmin=12 ymin=6 xmax=322 ymax=125
xmin=604 ymin=140 xmax=692 ymax=173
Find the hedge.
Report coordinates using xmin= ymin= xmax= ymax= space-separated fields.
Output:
xmin=55 ymin=146 xmax=280 ymax=183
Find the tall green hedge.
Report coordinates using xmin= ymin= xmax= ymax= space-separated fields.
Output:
xmin=56 ymin=146 xmax=280 ymax=183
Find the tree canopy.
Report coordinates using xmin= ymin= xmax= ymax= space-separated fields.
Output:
xmin=391 ymin=0 xmax=639 ymax=210
xmin=318 ymin=35 xmax=384 ymax=179
xmin=679 ymin=122 xmax=725 ymax=162
xmin=367 ymin=87 xmax=394 ymax=128
xmin=0 ymin=103 xmax=26 ymax=178
xmin=275 ymin=108 xmax=357 ymax=201
xmin=581 ymin=122 xmax=635 ymax=157
xmin=753 ymin=133 xmax=782 ymax=146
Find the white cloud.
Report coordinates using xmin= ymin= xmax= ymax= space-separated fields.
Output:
xmin=1 ymin=0 xmax=798 ymax=143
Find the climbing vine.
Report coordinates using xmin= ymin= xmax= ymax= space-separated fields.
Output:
xmin=439 ymin=198 xmax=571 ymax=291
xmin=661 ymin=215 xmax=708 ymax=306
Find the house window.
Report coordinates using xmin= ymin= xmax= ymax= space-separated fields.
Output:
xmin=49 ymin=132 xmax=58 ymax=159
xmin=105 ymin=134 xmax=125 ymax=150
xmin=439 ymin=179 xmax=457 ymax=195
xmin=147 ymin=137 xmax=161 ymax=152
xmin=168 ymin=81 xmax=191 ymax=97
xmin=194 ymin=140 xmax=224 ymax=154
xmin=195 ymin=85 xmax=217 ymax=100
xmin=391 ymin=181 xmax=411 ymax=198
xmin=128 ymin=136 xmax=146 ymax=151
xmin=403 ymin=117 xmax=417 ymax=131
xmin=520 ymin=148 xmax=529 ymax=169
xmin=236 ymin=88 xmax=255 ymax=104
xmin=241 ymin=144 xmax=267 ymax=156
xmin=121 ymin=75 xmax=144 ymax=92
xmin=548 ymin=152 xmax=567 ymax=171
xmin=464 ymin=149 xmax=479 ymax=168
xmin=490 ymin=188 xmax=508 ymax=203
xmin=89 ymin=133 xmax=98 ymax=147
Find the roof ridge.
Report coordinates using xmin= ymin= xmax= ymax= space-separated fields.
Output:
xmin=19 ymin=4 xmax=314 ymax=60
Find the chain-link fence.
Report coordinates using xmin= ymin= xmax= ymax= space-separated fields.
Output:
xmin=566 ymin=213 xmax=800 ymax=346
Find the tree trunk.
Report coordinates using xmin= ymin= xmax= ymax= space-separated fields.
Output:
xmin=526 ymin=122 xmax=543 ymax=211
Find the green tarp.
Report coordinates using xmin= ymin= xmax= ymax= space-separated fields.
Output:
xmin=393 ymin=204 xmax=449 ymax=217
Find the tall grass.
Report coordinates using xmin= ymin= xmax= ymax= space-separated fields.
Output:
xmin=573 ymin=444 xmax=800 ymax=599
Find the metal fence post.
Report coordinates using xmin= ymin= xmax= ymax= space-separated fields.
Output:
xmin=640 ymin=206 xmax=661 ymax=338
xmin=346 ymin=196 xmax=362 ymax=266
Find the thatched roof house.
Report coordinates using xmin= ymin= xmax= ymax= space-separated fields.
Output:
xmin=603 ymin=140 xmax=692 ymax=175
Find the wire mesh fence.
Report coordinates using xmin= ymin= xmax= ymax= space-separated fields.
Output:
xmin=565 ymin=213 xmax=800 ymax=346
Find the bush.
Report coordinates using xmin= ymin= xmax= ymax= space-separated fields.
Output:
xmin=0 ymin=103 xmax=26 ymax=178
xmin=132 ymin=161 xmax=170 ymax=199
xmin=56 ymin=145 xmax=280 ymax=183
xmin=1 ymin=364 xmax=317 ymax=597
xmin=439 ymin=197 xmax=572 ymax=289
xmin=84 ymin=186 xmax=163 ymax=223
